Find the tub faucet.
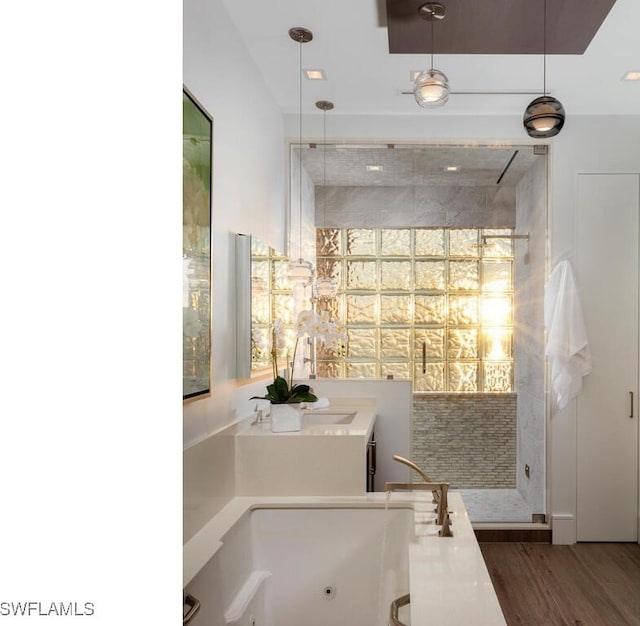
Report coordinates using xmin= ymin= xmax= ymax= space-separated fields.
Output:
xmin=387 ymin=455 xmax=452 ymax=537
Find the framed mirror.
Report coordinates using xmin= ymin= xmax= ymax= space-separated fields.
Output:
xmin=183 ymin=87 xmax=212 ymax=400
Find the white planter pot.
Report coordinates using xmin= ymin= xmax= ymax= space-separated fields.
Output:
xmin=270 ymin=403 xmax=302 ymax=433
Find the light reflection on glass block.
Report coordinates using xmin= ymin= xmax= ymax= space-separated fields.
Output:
xmin=448 ymin=260 xmax=479 ymax=290
xmin=317 ymin=361 xmax=344 ymax=378
xmin=347 ymin=229 xmax=376 ymax=256
xmin=483 ymin=328 xmax=512 ymax=359
xmin=251 ymin=326 xmax=270 ymax=367
xmin=415 ymin=261 xmax=445 ymax=290
xmin=381 ymin=261 xmax=412 ymax=290
xmin=482 ymin=261 xmax=512 ymax=292
xmin=414 ymin=362 xmax=445 ymax=391
xmin=414 ymin=328 xmax=444 ymax=358
xmin=316 ymin=229 xmax=341 ymax=256
xmin=482 ymin=229 xmax=513 ymax=257
xmin=273 ymin=260 xmax=291 ymax=290
xmin=381 ymin=295 xmax=411 ymax=323
xmin=380 ymin=328 xmax=410 ymax=358
xmin=415 ymin=229 xmax=445 ymax=256
xmin=414 ymin=295 xmax=445 ymax=324
xmin=449 ymin=362 xmax=478 ymax=392
xmin=481 ymin=295 xmax=512 ymax=325
xmin=252 ymin=294 xmax=270 ymax=324
xmin=484 ymin=361 xmax=512 ymax=392
xmin=449 ymin=229 xmax=479 ymax=257
xmin=347 ymin=328 xmax=377 ymax=358
xmin=251 ymin=238 xmax=270 ymax=256
xmin=274 ymin=294 xmax=294 ymax=324
xmin=448 ymin=329 xmax=478 ymax=358
xmin=448 ymin=295 xmax=478 ymax=325
xmin=251 ymin=260 xmax=269 ymax=294
xmin=381 ymin=229 xmax=411 ymax=256
xmin=347 ymin=260 xmax=377 ymax=290
xmin=346 ymin=295 xmax=378 ymax=323
xmin=382 ymin=362 xmax=410 ymax=379
xmin=316 ymin=296 xmax=341 ymax=322
xmin=317 ymin=258 xmax=342 ymax=287
xmin=347 ymin=362 xmax=377 ymax=378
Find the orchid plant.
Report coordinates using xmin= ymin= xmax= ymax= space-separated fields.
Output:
xmin=253 ymin=309 xmax=347 ymax=404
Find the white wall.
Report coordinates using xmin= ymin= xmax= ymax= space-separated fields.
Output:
xmin=548 ymin=117 xmax=640 ymax=543
xmin=183 ymin=0 xmax=287 ymax=447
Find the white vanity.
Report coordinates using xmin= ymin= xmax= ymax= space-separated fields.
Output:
xmin=234 ymin=398 xmax=376 ymax=496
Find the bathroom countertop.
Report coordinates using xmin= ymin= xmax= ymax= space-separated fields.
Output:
xmin=233 ymin=397 xmax=376 ymax=439
xmin=184 ymin=492 xmax=506 ymax=625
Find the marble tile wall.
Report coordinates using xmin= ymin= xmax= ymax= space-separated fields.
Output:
xmin=514 ymin=156 xmax=547 ymax=514
xmin=315 ymin=185 xmax=516 ymax=228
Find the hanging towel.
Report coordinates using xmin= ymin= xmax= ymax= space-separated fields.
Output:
xmin=544 ymin=260 xmax=592 ymax=411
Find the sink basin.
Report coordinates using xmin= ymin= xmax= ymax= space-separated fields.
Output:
xmin=303 ymin=412 xmax=357 ymax=425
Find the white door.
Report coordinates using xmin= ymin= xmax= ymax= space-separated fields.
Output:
xmin=576 ymin=173 xmax=639 ymax=542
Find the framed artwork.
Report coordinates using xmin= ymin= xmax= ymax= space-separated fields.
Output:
xmin=183 ymin=86 xmax=212 ymax=400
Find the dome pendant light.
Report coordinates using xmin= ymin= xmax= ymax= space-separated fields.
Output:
xmin=523 ymin=0 xmax=565 ymax=138
xmin=287 ymin=27 xmax=315 ymax=287
xmin=414 ymin=3 xmax=450 ymax=108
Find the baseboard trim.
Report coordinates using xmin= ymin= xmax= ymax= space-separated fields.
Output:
xmin=474 ymin=524 xmax=552 ymax=542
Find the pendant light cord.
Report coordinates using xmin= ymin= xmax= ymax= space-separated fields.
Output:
xmin=298 ymin=38 xmax=303 ymax=260
xmin=323 ymin=108 xmax=327 ymax=223
xmin=543 ymin=0 xmax=547 ymax=95
xmin=430 ymin=16 xmax=434 ymax=71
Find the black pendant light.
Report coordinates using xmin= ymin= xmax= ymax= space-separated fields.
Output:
xmin=523 ymin=0 xmax=565 ymax=138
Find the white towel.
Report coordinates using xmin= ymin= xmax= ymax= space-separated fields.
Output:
xmin=303 ymin=397 xmax=330 ymax=410
xmin=544 ymin=260 xmax=592 ymax=411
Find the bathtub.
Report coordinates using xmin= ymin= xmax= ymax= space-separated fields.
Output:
xmin=184 ymin=495 xmax=506 ymax=626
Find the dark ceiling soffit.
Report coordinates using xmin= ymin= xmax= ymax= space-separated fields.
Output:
xmin=385 ymin=0 xmax=617 ymax=55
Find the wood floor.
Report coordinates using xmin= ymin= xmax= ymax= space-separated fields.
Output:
xmin=479 ymin=542 xmax=640 ymax=625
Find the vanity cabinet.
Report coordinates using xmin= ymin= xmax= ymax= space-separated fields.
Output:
xmin=234 ymin=400 xmax=377 ymax=497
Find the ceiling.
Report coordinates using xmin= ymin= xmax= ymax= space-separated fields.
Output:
xmin=297 ymin=144 xmax=541 ymax=187
xmin=221 ymin=0 xmax=640 ymax=116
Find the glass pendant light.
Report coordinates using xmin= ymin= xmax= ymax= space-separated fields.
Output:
xmin=287 ymin=27 xmax=315 ymax=286
xmin=414 ymin=3 xmax=450 ymax=108
xmin=523 ymin=0 xmax=565 ymax=138
xmin=313 ymin=99 xmax=338 ymax=300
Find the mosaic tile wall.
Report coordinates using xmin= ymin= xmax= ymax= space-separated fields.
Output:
xmin=412 ymin=393 xmax=517 ymax=488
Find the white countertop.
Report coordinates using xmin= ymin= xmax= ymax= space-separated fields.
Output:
xmin=183 ymin=492 xmax=506 ymax=625
xmin=234 ymin=397 xmax=376 ymax=439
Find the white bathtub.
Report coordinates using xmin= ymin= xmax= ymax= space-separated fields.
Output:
xmin=184 ymin=494 xmax=506 ymax=626
xmin=186 ymin=505 xmax=413 ymax=626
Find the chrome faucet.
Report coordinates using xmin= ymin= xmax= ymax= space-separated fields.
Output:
xmin=387 ymin=455 xmax=452 ymax=537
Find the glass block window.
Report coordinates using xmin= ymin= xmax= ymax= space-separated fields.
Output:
xmin=315 ymin=228 xmax=514 ymax=392
xmin=250 ymin=239 xmax=293 ymax=370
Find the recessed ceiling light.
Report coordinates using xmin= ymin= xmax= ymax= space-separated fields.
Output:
xmin=622 ymin=71 xmax=640 ymax=81
xmin=445 ymin=166 xmax=459 ymax=172
xmin=304 ymin=69 xmax=325 ymax=80
xmin=366 ymin=165 xmax=384 ymax=172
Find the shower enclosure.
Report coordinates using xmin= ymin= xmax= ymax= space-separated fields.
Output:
xmin=284 ymin=142 xmax=549 ymax=523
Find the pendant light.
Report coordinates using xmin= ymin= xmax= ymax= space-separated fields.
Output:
xmin=314 ymin=99 xmax=338 ymax=300
xmin=287 ymin=27 xmax=315 ymax=286
xmin=523 ymin=0 xmax=565 ymax=138
xmin=413 ymin=3 xmax=449 ymax=108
